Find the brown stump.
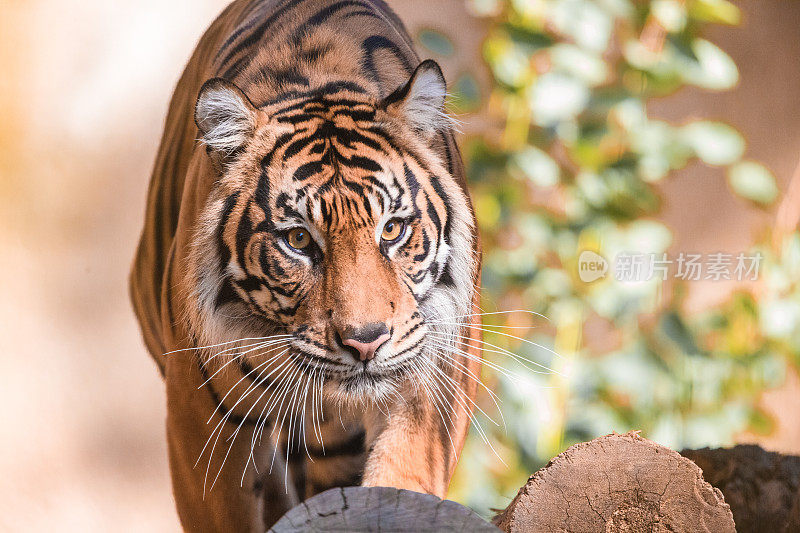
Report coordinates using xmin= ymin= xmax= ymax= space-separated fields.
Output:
xmin=682 ymin=445 xmax=800 ymax=532
xmin=492 ymin=431 xmax=736 ymax=532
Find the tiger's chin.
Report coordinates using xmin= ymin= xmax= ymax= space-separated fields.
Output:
xmin=329 ymin=364 xmax=411 ymax=405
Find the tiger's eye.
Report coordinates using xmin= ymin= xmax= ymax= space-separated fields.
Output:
xmin=381 ymin=219 xmax=405 ymax=242
xmin=285 ymin=228 xmax=311 ymax=250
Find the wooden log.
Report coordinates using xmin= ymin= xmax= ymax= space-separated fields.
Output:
xmin=492 ymin=431 xmax=735 ymax=532
xmin=269 ymin=486 xmax=498 ymax=532
xmin=682 ymin=445 xmax=800 ymax=532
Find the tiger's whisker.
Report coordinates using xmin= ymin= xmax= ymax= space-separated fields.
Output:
xmin=205 ymin=349 xmax=290 ymax=425
xmin=428 ymin=324 xmax=563 ymax=361
xmin=421 ymin=357 xmax=505 ymax=466
xmin=200 ymin=358 xmax=277 ymax=494
xmin=253 ymin=358 xmax=301 ymax=455
xmin=267 ymin=362 xmax=305 ymax=484
xmin=164 ymin=334 xmax=292 ymax=355
xmin=244 ymin=356 xmax=301 ymax=479
xmin=198 ymin=341 xmax=291 ymax=389
xmin=292 ymin=366 xmax=314 ymax=461
xmin=211 ymin=350 xmax=296 ymax=491
xmin=247 ymin=359 xmax=298 ymax=476
xmin=427 ymin=332 xmax=561 ymax=375
xmin=411 ymin=357 xmax=458 ymax=457
xmin=427 ymin=309 xmax=550 ymax=322
xmin=424 ymin=338 xmax=540 ymax=381
xmin=433 ymin=348 xmax=504 ymax=405
xmin=424 ymin=357 xmax=498 ymax=427
xmin=202 ymin=339 xmax=288 ymax=365
xmin=442 ymin=323 xmax=541 ymax=331
xmin=430 ymin=347 xmax=506 ymax=429
xmin=200 ymin=349 xmax=292 ymax=488
xmin=308 ymin=361 xmax=324 ymax=452
xmin=279 ymin=365 xmax=307 ymax=491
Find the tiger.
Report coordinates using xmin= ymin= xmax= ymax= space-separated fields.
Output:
xmin=129 ymin=0 xmax=482 ymax=530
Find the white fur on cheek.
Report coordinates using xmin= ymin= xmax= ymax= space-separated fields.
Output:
xmin=187 ymin=195 xmax=245 ymax=352
xmin=419 ymin=178 xmax=478 ymax=342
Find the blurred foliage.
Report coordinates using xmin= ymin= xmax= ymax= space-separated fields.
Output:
xmin=424 ymin=0 xmax=799 ymax=515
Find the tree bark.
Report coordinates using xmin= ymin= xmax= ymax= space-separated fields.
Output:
xmin=269 ymin=486 xmax=498 ymax=532
xmin=682 ymin=445 xmax=800 ymax=533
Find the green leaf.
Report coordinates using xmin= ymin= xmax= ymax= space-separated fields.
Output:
xmin=474 ymin=193 xmax=502 ymax=228
xmin=576 ymin=169 xmax=661 ymax=218
xmin=681 ymin=121 xmax=744 ymax=166
xmin=529 ymin=73 xmax=590 ymax=126
xmin=688 ymin=0 xmax=741 ymax=26
xmin=549 ymin=44 xmax=609 ymax=86
xmin=760 ymin=298 xmax=800 ymax=338
xmin=682 ymin=38 xmax=739 ymax=90
xmin=511 ymin=147 xmax=561 ymax=187
xmin=450 ymin=73 xmax=482 ymax=113
xmin=549 ymin=0 xmax=613 ymax=52
xmin=417 ymin=29 xmax=455 ymax=56
xmin=727 ymin=161 xmax=779 ymax=205
xmin=661 ymin=311 xmax=701 ymax=355
xmin=652 ymin=0 xmax=687 ymax=32
xmin=484 ymin=38 xmax=531 ymax=88
xmin=503 ymin=23 xmax=553 ymax=52
xmin=747 ymin=407 xmax=775 ymax=436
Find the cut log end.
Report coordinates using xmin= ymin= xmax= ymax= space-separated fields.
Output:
xmin=492 ymin=431 xmax=736 ymax=533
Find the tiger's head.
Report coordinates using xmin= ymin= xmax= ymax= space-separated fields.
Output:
xmin=187 ymin=60 xmax=477 ymax=401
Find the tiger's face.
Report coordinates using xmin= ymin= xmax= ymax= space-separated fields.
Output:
xmin=189 ymin=62 xmax=476 ymax=401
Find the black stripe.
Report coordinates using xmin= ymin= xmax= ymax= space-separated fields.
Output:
xmin=214 ymin=277 xmax=238 ymax=308
xmin=438 ymin=130 xmax=455 ymax=175
xmin=217 ymin=192 xmax=239 ymax=273
xmin=197 ymin=356 xmax=259 ymax=427
xmin=428 ymin=175 xmax=452 ymax=241
xmin=213 ymin=0 xmax=272 ymax=62
xmin=293 ymin=160 xmax=325 ymax=181
xmin=234 ymin=201 xmax=254 ymax=270
xmin=307 ymin=430 xmax=365 ymax=458
xmin=361 ymin=34 xmax=413 ymax=83
xmin=384 ymin=336 xmax=424 ymax=361
xmin=309 ymin=469 xmax=363 ymax=494
xmin=341 ymin=9 xmax=385 ymax=22
xmin=399 ymin=320 xmax=422 ymax=341
xmin=218 ymin=0 xmax=306 ymax=73
xmin=304 ymin=0 xmax=369 ymax=30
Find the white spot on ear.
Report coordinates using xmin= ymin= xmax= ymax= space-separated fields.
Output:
xmin=195 ymin=78 xmax=257 ymax=154
xmin=386 ymin=60 xmax=456 ymax=134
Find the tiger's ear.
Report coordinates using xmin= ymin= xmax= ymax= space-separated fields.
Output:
xmin=195 ymin=78 xmax=258 ymax=155
xmin=382 ymin=59 xmax=450 ymax=136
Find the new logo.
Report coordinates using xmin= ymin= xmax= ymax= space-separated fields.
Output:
xmin=578 ymin=250 xmax=608 ymax=282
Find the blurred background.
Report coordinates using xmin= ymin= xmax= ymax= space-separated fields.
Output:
xmin=1 ymin=0 xmax=799 ymax=530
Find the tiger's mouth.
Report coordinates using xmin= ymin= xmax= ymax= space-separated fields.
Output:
xmin=336 ymin=365 xmax=410 ymax=399
xmin=289 ymin=345 xmax=417 ymax=401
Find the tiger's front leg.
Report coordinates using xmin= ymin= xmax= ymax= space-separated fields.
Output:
xmin=164 ymin=351 xmax=299 ymax=532
xmin=360 ymin=335 xmax=481 ymax=497
xmin=360 ymin=388 xmax=474 ymax=496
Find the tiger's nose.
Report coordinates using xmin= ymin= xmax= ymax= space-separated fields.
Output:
xmin=337 ymin=322 xmax=390 ymax=362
